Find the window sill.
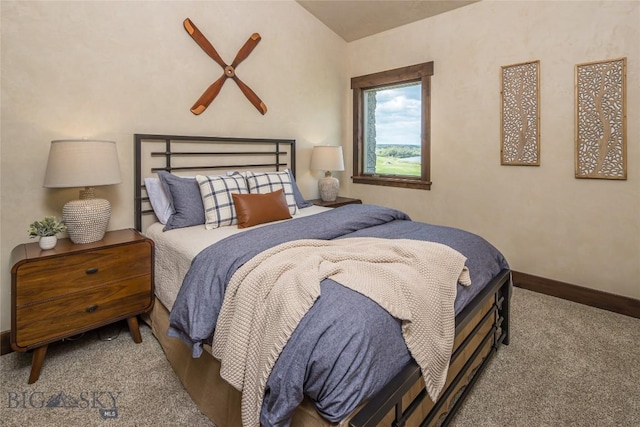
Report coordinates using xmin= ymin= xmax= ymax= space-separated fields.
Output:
xmin=352 ymin=175 xmax=432 ymax=190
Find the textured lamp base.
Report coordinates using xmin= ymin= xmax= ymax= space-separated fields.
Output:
xmin=62 ymin=198 xmax=111 ymax=244
xmin=318 ymin=174 xmax=340 ymax=202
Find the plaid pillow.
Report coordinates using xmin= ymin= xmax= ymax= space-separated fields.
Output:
xmin=196 ymin=173 xmax=249 ymax=229
xmin=245 ymin=170 xmax=298 ymax=215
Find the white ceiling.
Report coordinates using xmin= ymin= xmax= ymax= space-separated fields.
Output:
xmin=296 ymin=0 xmax=478 ymax=42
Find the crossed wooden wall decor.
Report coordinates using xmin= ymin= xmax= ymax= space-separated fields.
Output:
xmin=183 ymin=18 xmax=267 ymax=115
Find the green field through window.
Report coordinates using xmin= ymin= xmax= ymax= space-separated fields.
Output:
xmin=375 ymin=155 xmax=421 ymax=176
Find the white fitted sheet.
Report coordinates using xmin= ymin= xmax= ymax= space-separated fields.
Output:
xmin=145 ymin=205 xmax=330 ymax=310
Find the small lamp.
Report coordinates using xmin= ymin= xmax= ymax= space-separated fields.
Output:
xmin=44 ymin=139 xmax=121 ymax=244
xmin=310 ymin=145 xmax=345 ymax=202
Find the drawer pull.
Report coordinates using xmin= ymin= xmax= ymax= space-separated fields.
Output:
xmin=86 ymin=268 xmax=99 ymax=275
xmin=86 ymin=305 xmax=99 ymax=313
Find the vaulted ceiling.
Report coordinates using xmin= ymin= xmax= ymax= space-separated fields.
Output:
xmin=296 ymin=0 xmax=478 ymax=42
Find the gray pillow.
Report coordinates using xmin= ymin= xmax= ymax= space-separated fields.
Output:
xmin=157 ymin=171 xmax=205 ymax=231
xmin=286 ymin=169 xmax=312 ymax=209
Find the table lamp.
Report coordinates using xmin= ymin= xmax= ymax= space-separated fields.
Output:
xmin=43 ymin=139 xmax=121 ymax=244
xmin=310 ymin=145 xmax=345 ymax=202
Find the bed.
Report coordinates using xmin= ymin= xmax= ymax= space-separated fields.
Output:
xmin=134 ymin=133 xmax=512 ymax=427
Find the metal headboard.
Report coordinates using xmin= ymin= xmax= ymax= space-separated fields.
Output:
xmin=134 ymin=133 xmax=296 ymax=232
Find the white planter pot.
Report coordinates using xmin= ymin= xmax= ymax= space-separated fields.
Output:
xmin=39 ymin=236 xmax=57 ymax=250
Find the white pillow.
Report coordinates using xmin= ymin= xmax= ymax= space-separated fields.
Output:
xmin=144 ymin=177 xmax=173 ymax=224
xmin=245 ymin=170 xmax=298 ymax=215
xmin=196 ymin=173 xmax=249 ymax=229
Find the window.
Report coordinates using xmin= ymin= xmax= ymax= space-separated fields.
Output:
xmin=351 ymin=62 xmax=433 ymax=189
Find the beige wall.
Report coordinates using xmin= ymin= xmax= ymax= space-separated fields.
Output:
xmin=344 ymin=1 xmax=639 ymax=299
xmin=0 ymin=1 xmax=346 ymax=332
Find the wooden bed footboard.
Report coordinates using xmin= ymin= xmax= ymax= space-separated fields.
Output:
xmin=348 ymin=269 xmax=511 ymax=427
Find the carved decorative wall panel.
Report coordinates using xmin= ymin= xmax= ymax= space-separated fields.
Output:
xmin=500 ymin=60 xmax=540 ymax=166
xmin=575 ymin=57 xmax=626 ymax=180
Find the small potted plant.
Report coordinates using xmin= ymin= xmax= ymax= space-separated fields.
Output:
xmin=28 ymin=216 xmax=67 ymax=250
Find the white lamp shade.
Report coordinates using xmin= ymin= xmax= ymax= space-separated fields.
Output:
xmin=310 ymin=146 xmax=345 ymax=172
xmin=43 ymin=139 xmax=121 ymax=244
xmin=44 ymin=139 xmax=121 ymax=188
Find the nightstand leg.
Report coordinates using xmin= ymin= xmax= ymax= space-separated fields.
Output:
xmin=127 ymin=316 xmax=142 ymax=343
xmin=28 ymin=345 xmax=48 ymax=384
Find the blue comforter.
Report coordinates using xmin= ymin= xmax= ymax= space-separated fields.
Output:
xmin=168 ymin=204 xmax=509 ymax=426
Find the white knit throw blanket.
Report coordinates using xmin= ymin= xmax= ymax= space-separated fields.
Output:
xmin=211 ymin=237 xmax=471 ymax=427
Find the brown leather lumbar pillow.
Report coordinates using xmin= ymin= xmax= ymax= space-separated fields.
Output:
xmin=232 ymin=189 xmax=293 ymax=229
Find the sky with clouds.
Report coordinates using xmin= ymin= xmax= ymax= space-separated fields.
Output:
xmin=374 ymin=83 xmax=421 ymax=146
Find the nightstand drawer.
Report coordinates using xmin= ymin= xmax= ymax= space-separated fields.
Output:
xmin=14 ymin=275 xmax=152 ymax=349
xmin=14 ymin=243 xmax=151 ymax=304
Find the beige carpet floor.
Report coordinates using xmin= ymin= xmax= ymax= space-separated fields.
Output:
xmin=1 ymin=287 xmax=638 ymax=426
xmin=452 ymin=288 xmax=639 ymax=426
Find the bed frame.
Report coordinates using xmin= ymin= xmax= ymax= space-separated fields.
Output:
xmin=134 ymin=133 xmax=511 ymax=427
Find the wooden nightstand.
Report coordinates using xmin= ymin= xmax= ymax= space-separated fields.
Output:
xmin=310 ymin=196 xmax=363 ymax=208
xmin=10 ymin=228 xmax=154 ymax=383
